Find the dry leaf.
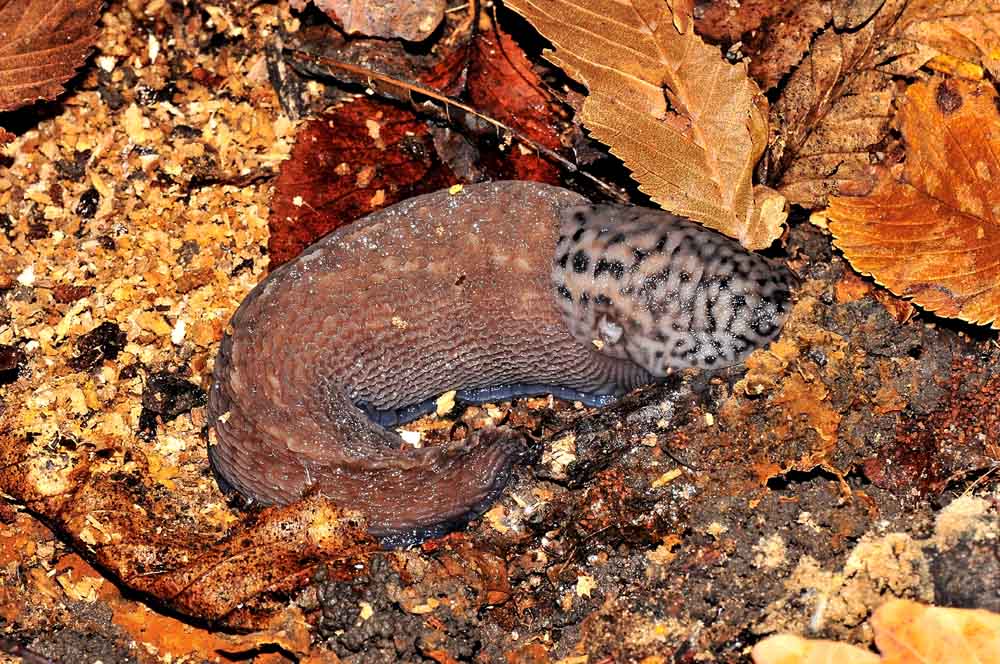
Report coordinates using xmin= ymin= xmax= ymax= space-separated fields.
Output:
xmin=466 ymin=24 xmax=563 ymax=184
xmin=506 ymin=0 xmax=784 ymax=249
xmin=695 ymin=0 xmax=785 ymax=43
xmin=827 ymin=77 xmax=1000 ymax=328
xmin=763 ymin=3 xmax=900 ymax=207
xmin=764 ymin=0 xmax=1000 ymax=208
xmin=832 ymin=0 xmax=887 ymax=29
xmin=746 ymin=1 xmax=832 ymax=91
xmin=220 ymin=607 xmax=314 ymax=659
xmin=268 ymin=97 xmax=456 ymax=268
xmin=667 ymin=0 xmax=694 ymax=33
xmin=752 ymin=633 xmax=881 ymax=664
xmin=874 ymin=600 xmax=1000 ymax=662
xmin=694 ymin=0 xmax=833 ymax=92
xmin=0 ymin=0 xmax=101 ymax=112
xmin=696 ymin=0 xmax=882 ymax=91
xmin=886 ymin=0 xmax=1000 ymax=79
xmin=753 ymin=600 xmax=1000 ymax=664
xmin=289 ymin=0 xmax=444 ymax=41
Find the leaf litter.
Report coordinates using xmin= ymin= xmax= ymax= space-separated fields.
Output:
xmin=1 ymin=0 xmax=1000 ymax=661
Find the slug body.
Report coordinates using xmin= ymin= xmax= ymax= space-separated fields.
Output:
xmin=208 ymin=181 xmax=793 ymax=546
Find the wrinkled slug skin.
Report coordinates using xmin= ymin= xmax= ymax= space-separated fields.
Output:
xmin=207 ymin=181 xmax=794 ymax=545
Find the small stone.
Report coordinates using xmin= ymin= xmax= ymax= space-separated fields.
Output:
xmin=0 ymin=345 xmax=26 ymax=384
xmin=69 ymin=322 xmax=127 ymax=371
xmin=141 ymin=372 xmax=207 ymax=421
xmin=53 ymin=284 xmax=94 ymax=304
xmin=76 ymin=187 xmax=100 ymax=219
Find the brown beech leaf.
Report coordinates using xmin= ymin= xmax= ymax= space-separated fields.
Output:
xmin=694 ymin=0 xmax=882 ymax=92
xmin=745 ymin=1 xmax=831 ymax=91
xmin=289 ymin=0 xmax=444 ymax=41
xmin=506 ymin=0 xmax=785 ymax=250
xmin=832 ymin=0 xmax=887 ymax=29
xmin=667 ymin=0 xmax=695 ymax=33
xmin=763 ymin=2 xmax=901 ymax=208
xmin=826 ymin=77 xmax=1000 ymax=328
xmin=0 ymin=0 xmax=101 ymax=112
xmin=695 ymin=0 xmax=831 ymax=92
xmin=695 ymin=0 xmax=784 ymax=43
xmin=0 ymin=424 xmax=375 ymax=629
xmin=886 ymin=0 xmax=1000 ymax=79
xmin=764 ymin=0 xmax=1000 ymax=209
xmin=873 ymin=599 xmax=1000 ymax=662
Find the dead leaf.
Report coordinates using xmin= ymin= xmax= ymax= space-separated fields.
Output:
xmin=695 ymin=0 xmax=855 ymax=93
xmin=268 ymin=97 xmax=456 ymax=268
xmin=886 ymin=0 xmax=1000 ymax=79
xmin=874 ymin=598 xmax=1000 ymax=662
xmin=694 ymin=0 xmax=786 ymax=43
xmin=0 ymin=426 xmax=375 ymax=629
xmin=752 ymin=633 xmax=881 ymax=664
xmin=745 ymin=1 xmax=832 ymax=91
xmin=753 ymin=600 xmax=1000 ymax=664
xmin=132 ymin=497 xmax=375 ymax=623
xmin=220 ymin=607 xmax=314 ymax=659
xmin=833 ymin=0 xmax=887 ymax=29
xmin=466 ymin=25 xmax=562 ymax=184
xmin=289 ymin=0 xmax=445 ymax=42
xmin=667 ymin=0 xmax=694 ymax=33
xmin=827 ymin=77 xmax=1000 ymax=328
xmin=272 ymin=29 xmax=578 ymax=264
xmin=763 ymin=4 xmax=900 ymax=207
xmin=0 ymin=0 xmax=101 ymax=111
xmin=693 ymin=0 xmax=832 ymax=92
xmin=53 ymin=553 xmax=104 ymax=602
xmin=575 ymin=574 xmax=595 ymax=597
xmin=109 ymin=584 xmax=250 ymax=660
xmin=763 ymin=0 xmax=1000 ymax=208
xmin=872 ymin=289 xmax=916 ymax=325
xmin=751 ymin=185 xmax=790 ymax=245
xmin=506 ymin=0 xmax=784 ymax=249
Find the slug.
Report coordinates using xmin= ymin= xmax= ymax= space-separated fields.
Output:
xmin=207 ymin=181 xmax=794 ymax=546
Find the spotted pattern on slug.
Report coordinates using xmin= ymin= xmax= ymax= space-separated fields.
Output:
xmin=552 ymin=204 xmax=794 ymax=375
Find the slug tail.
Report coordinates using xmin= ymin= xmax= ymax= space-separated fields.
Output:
xmin=373 ymin=427 xmax=527 ymax=547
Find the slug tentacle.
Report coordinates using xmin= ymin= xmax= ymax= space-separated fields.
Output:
xmin=207 ymin=181 xmax=794 ymax=547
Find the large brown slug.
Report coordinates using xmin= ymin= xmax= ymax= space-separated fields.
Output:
xmin=207 ymin=181 xmax=794 ymax=546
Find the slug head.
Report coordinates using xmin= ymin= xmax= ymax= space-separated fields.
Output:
xmin=552 ymin=203 xmax=795 ymax=376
